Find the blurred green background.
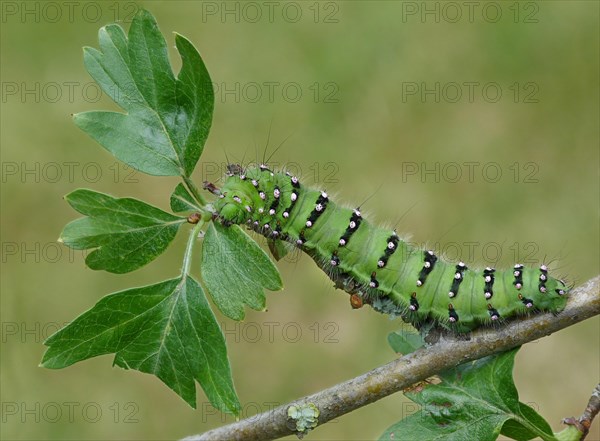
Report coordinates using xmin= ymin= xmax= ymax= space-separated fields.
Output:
xmin=1 ymin=1 xmax=598 ymax=440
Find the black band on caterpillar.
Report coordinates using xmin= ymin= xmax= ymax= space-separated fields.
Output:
xmin=483 ymin=267 xmax=495 ymax=300
xmin=448 ymin=304 xmax=459 ymax=323
xmin=305 ymin=192 xmax=329 ymax=228
xmin=417 ymin=250 xmax=437 ymax=287
xmin=487 ymin=304 xmax=501 ymax=321
xmin=377 ymin=232 xmax=399 ymax=268
xmin=409 ymin=292 xmax=419 ymax=311
xmin=338 ymin=210 xmax=362 ymax=247
xmin=539 ymin=264 xmax=548 ymax=293
xmin=448 ymin=262 xmax=467 ymax=298
xmin=513 ymin=264 xmax=524 ymax=289
xmin=214 ymin=165 xmax=570 ymax=333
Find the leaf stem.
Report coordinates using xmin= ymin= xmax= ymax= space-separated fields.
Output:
xmin=183 ymin=175 xmax=207 ymax=207
xmin=182 ymin=221 xmax=204 ymax=277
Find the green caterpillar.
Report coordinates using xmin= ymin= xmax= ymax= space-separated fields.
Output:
xmin=212 ymin=164 xmax=569 ymax=333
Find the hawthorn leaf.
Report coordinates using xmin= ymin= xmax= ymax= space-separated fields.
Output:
xmin=60 ymin=189 xmax=185 ymax=273
xmin=201 ymin=222 xmax=283 ymax=320
xmin=41 ymin=277 xmax=240 ymax=413
xmin=379 ymin=348 xmax=556 ymax=441
xmin=170 ymin=183 xmax=202 ymax=213
xmin=387 ymin=330 xmax=425 ymax=355
xmin=74 ymin=9 xmax=214 ymax=177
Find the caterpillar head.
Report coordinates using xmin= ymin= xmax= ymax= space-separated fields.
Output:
xmin=213 ymin=175 xmax=254 ymax=225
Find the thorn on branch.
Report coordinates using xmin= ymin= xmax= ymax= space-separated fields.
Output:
xmin=562 ymin=383 xmax=600 ymax=440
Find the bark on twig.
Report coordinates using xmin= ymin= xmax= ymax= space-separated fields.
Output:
xmin=184 ymin=276 xmax=600 ymax=441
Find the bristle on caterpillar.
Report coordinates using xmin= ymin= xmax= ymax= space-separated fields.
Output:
xmin=213 ymin=165 xmax=570 ymax=333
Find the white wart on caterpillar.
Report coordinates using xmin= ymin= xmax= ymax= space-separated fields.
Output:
xmin=210 ymin=164 xmax=569 ymax=333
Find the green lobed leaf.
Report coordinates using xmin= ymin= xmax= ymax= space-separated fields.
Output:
xmin=379 ymin=348 xmax=557 ymax=441
xmin=60 ymin=188 xmax=185 ymax=273
xmin=201 ymin=222 xmax=283 ymax=320
xmin=41 ymin=277 xmax=240 ymax=413
xmin=170 ymin=183 xmax=202 ymax=213
xmin=74 ymin=9 xmax=214 ymax=177
xmin=387 ymin=330 xmax=426 ymax=355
